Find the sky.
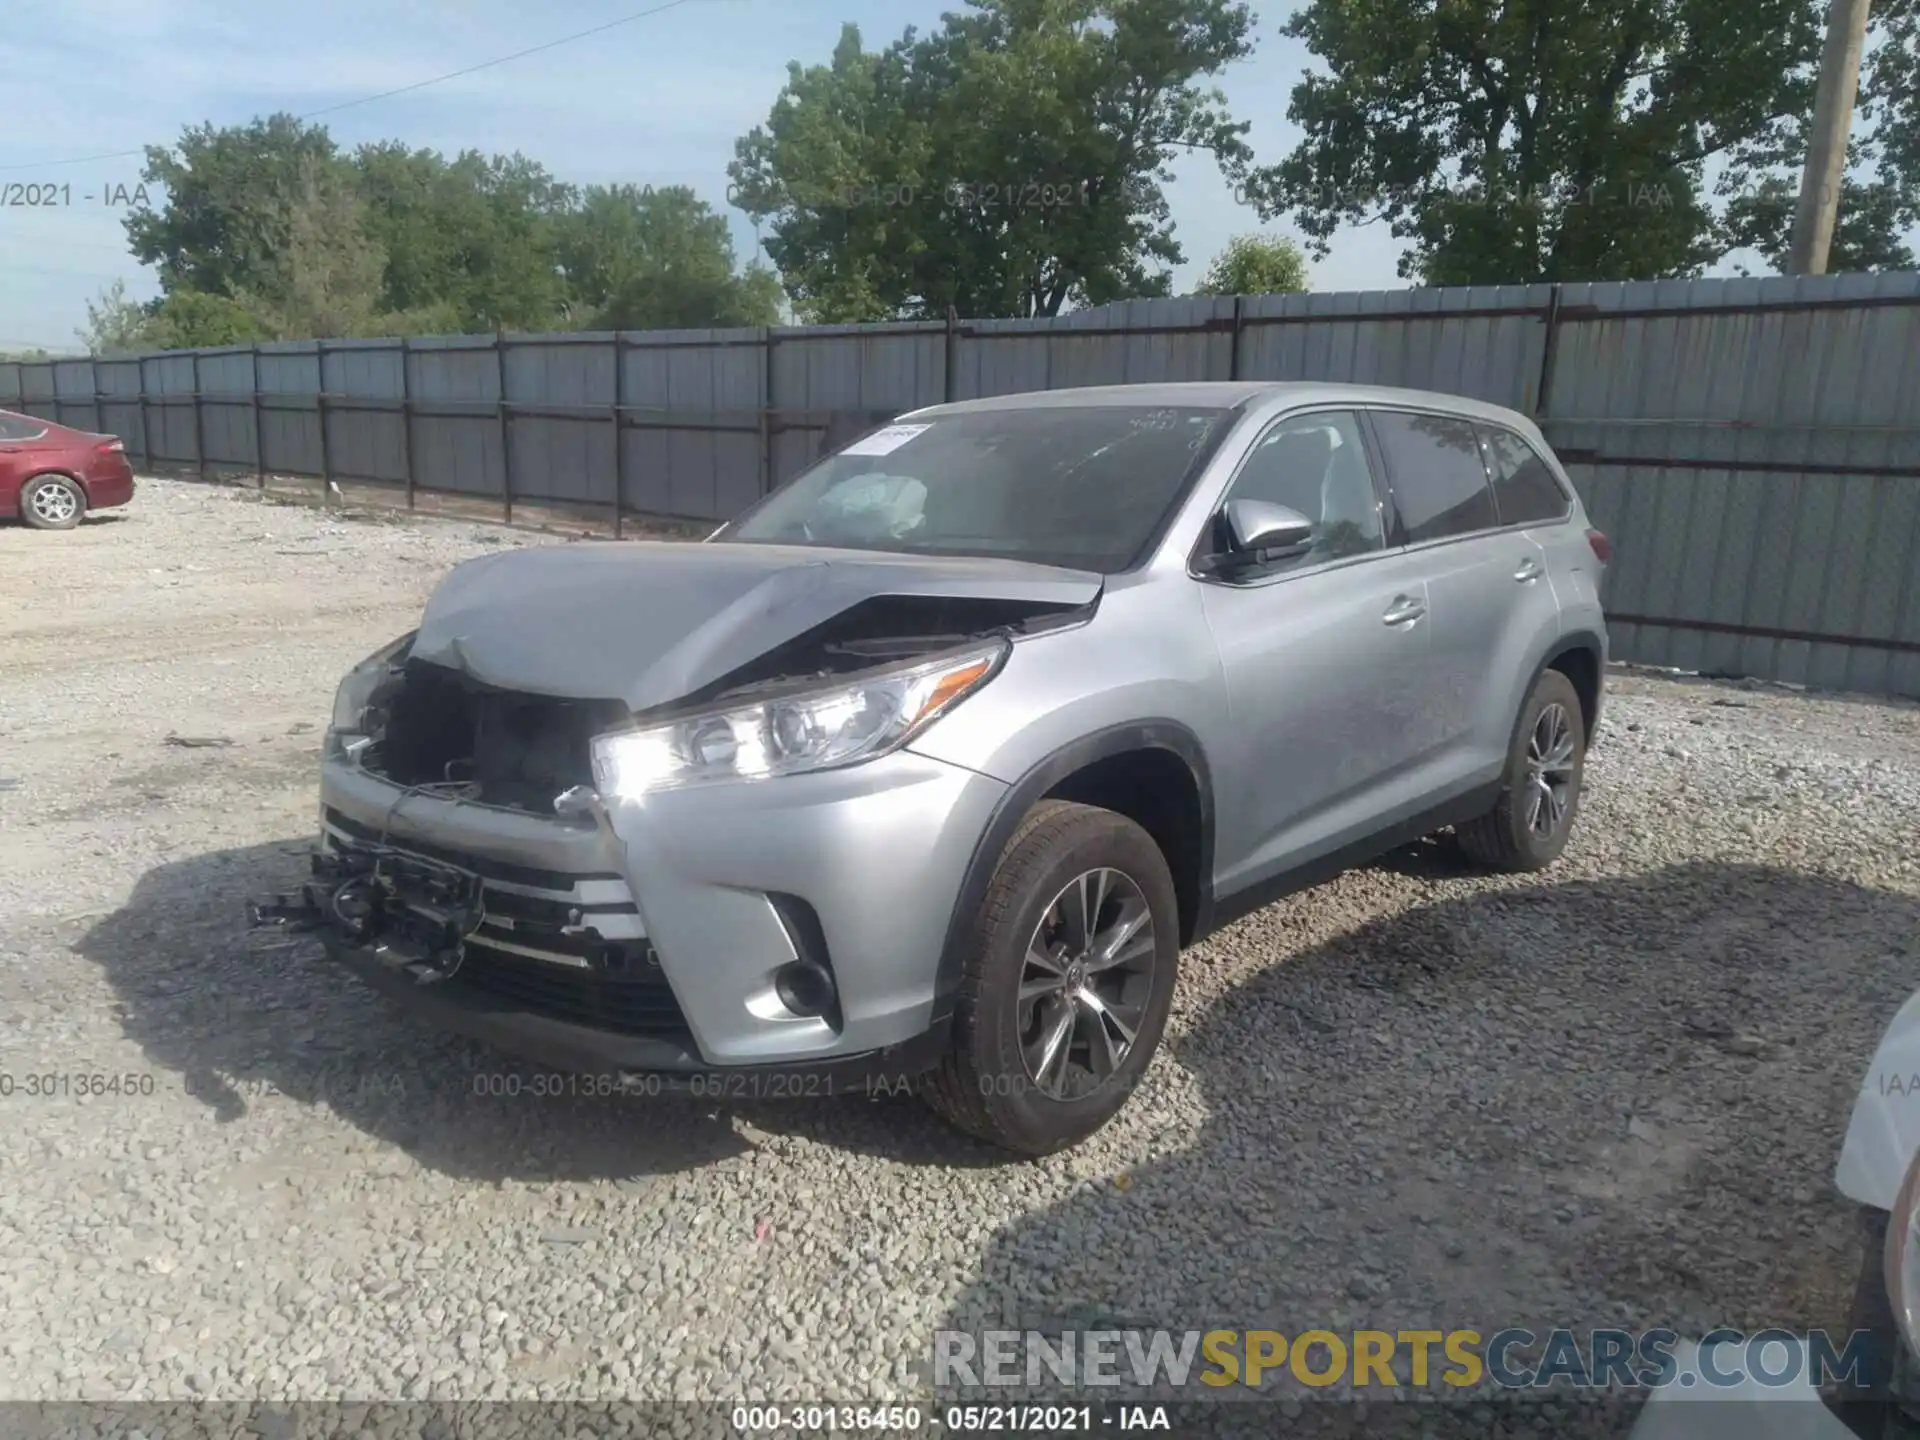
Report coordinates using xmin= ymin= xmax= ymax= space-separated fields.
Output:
xmin=0 ymin=0 xmax=1422 ymax=352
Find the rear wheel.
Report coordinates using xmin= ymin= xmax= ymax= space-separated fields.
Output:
xmin=20 ymin=473 xmax=85 ymax=531
xmin=1455 ymin=668 xmax=1587 ymax=872
xmin=1828 ymin=1206 xmax=1897 ymax=1426
xmin=923 ymin=800 xmax=1179 ymax=1157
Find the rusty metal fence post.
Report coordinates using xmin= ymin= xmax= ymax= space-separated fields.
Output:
xmin=315 ymin=342 xmax=333 ymax=505
xmin=759 ymin=328 xmax=777 ymax=496
xmin=1533 ymin=284 xmax=1565 ymax=418
xmin=496 ymin=330 xmax=514 ymax=525
xmin=399 ymin=338 xmax=417 ymax=511
xmin=945 ymin=306 xmax=959 ymax=402
xmin=611 ymin=335 xmax=626 ymax=539
xmin=189 ymin=351 xmax=206 ymax=481
xmin=249 ymin=343 xmax=265 ymax=487
xmin=136 ymin=356 xmax=153 ymax=469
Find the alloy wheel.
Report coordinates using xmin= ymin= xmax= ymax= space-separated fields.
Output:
xmin=1018 ymin=867 xmax=1157 ymax=1099
xmin=29 ymin=481 xmax=78 ymax=526
xmin=1525 ymin=701 xmax=1578 ymax=839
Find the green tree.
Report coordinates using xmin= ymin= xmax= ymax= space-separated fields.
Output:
xmin=1245 ymin=0 xmax=1867 ymax=284
xmin=730 ymin=0 xmax=1256 ymax=322
xmin=1863 ymin=0 xmax=1920 ymax=203
xmin=149 ymin=292 xmax=271 ymax=348
xmin=232 ymin=160 xmax=390 ymax=339
xmin=555 ymin=184 xmax=782 ymax=329
xmin=78 ymin=280 xmax=158 ymax=354
xmin=1194 ymin=233 xmax=1309 ymax=293
xmin=352 ymin=143 xmax=573 ymax=331
xmin=78 ymin=282 xmax=270 ymax=353
xmin=1722 ymin=173 xmax=1917 ymax=273
xmin=125 ymin=114 xmax=344 ymax=298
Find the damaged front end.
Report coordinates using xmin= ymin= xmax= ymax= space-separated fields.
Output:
xmin=249 ymin=547 xmax=1095 ymax=1076
xmin=248 ymin=846 xmax=482 ymax=985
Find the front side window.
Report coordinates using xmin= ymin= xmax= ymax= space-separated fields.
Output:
xmin=1480 ymin=425 xmax=1572 ymax=526
xmin=1214 ymin=409 xmax=1385 ymax=573
xmin=722 ymin=405 xmax=1232 ymax=573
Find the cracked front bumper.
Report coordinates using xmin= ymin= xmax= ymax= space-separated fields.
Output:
xmin=281 ymin=746 xmax=1006 ymax=1077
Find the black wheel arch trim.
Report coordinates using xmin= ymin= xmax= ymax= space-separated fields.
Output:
xmin=930 ymin=721 xmax=1215 ymax=1008
xmin=1535 ymin=628 xmax=1607 ymax=733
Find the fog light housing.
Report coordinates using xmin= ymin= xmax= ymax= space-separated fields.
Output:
xmin=773 ymin=960 xmax=836 ymax=1019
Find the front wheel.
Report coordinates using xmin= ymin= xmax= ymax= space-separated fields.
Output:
xmin=1455 ymin=667 xmax=1587 ymax=872
xmin=922 ymin=800 xmax=1180 ymax=1157
xmin=1828 ymin=1206 xmax=1897 ymax=1428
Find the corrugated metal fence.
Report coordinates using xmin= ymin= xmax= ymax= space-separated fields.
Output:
xmin=4 ymin=272 xmax=1918 ymax=698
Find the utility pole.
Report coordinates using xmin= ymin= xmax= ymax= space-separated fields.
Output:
xmin=1787 ymin=0 xmax=1874 ymax=274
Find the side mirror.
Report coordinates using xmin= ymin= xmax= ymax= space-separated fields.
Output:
xmin=1220 ymin=499 xmax=1314 ymax=561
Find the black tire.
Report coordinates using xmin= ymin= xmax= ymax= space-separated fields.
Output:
xmin=1828 ymin=1206 xmax=1897 ymax=1431
xmin=922 ymin=800 xmax=1180 ymax=1157
xmin=19 ymin=472 xmax=86 ymax=531
xmin=1455 ymin=667 xmax=1587 ymax=872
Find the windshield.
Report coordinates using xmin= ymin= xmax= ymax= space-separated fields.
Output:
xmin=721 ymin=404 xmax=1233 ymax=572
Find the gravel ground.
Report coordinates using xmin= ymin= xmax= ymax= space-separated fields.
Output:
xmin=3 ymin=477 xmax=1919 ymax=1435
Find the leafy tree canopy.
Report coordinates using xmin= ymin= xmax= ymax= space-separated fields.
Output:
xmin=1246 ymin=0 xmax=1920 ymax=284
xmin=1194 ymin=233 xmax=1310 ymax=293
xmin=555 ymin=184 xmax=782 ymax=329
xmin=729 ymin=0 xmax=1256 ymax=321
xmin=97 ymin=114 xmax=775 ymax=351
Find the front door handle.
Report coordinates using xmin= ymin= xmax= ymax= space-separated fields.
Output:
xmin=1514 ymin=557 xmax=1544 ymax=583
xmin=1382 ymin=595 xmax=1427 ymax=626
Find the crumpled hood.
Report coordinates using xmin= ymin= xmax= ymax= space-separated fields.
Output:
xmin=410 ymin=540 xmax=1103 ymax=712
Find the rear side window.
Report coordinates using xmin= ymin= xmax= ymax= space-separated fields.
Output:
xmin=1481 ymin=426 xmax=1572 ymax=525
xmin=1368 ymin=410 xmax=1496 ymax=543
xmin=0 ymin=413 xmax=49 ymax=441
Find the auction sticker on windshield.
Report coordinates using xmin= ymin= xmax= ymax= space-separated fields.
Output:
xmin=842 ymin=423 xmax=933 ymax=456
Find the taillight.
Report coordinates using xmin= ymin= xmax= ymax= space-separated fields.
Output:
xmin=1586 ymin=528 xmax=1613 ymax=565
xmin=98 ymin=438 xmax=125 ymax=453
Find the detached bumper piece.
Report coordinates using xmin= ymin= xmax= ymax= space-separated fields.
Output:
xmin=249 ymin=842 xmax=952 ymax=1088
xmin=249 ymin=847 xmax=484 ymax=982
xmin=250 ymin=843 xmax=698 ymax=1062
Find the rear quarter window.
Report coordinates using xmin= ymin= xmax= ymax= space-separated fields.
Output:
xmin=0 ymin=413 xmax=50 ymax=442
xmin=1480 ymin=426 xmax=1573 ymax=526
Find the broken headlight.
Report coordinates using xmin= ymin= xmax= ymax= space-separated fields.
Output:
xmin=590 ymin=640 xmax=1007 ymax=796
xmin=329 ymin=632 xmax=415 ymax=740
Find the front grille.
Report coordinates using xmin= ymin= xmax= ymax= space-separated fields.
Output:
xmin=450 ymin=946 xmax=691 ymax=1041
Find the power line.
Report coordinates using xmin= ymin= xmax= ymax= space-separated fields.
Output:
xmin=0 ymin=0 xmax=719 ymax=174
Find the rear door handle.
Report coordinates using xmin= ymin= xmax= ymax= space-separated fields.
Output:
xmin=1514 ymin=557 xmax=1544 ymax=583
xmin=1382 ymin=595 xmax=1427 ymax=626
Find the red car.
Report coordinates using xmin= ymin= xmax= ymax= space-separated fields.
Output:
xmin=0 ymin=408 xmax=136 ymax=530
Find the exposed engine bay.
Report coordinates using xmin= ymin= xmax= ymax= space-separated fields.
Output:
xmin=365 ymin=661 xmax=626 ymax=811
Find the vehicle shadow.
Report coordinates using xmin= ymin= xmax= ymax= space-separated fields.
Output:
xmin=926 ymin=862 xmax=1920 ymax=1437
xmin=75 ymin=839 xmax=753 ymax=1183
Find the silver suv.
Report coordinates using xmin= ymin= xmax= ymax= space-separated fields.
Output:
xmin=253 ymin=382 xmax=1610 ymax=1155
